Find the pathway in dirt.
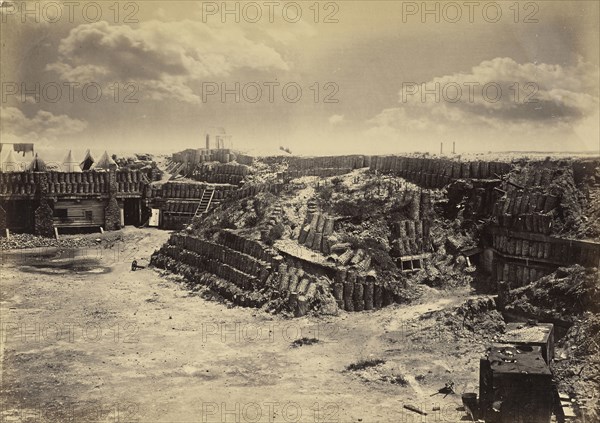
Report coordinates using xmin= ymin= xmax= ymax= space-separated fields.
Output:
xmin=1 ymin=228 xmax=482 ymax=423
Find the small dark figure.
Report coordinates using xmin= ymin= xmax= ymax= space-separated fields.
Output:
xmin=131 ymin=260 xmax=138 ymax=271
xmin=431 ymin=381 xmax=455 ymax=398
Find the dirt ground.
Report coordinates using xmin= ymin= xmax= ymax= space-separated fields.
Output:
xmin=1 ymin=228 xmax=488 ymax=423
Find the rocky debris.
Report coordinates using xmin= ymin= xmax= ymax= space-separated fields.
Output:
xmin=290 ymin=337 xmax=319 ymax=348
xmin=345 ymin=358 xmax=409 ymax=386
xmin=552 ymin=312 xmax=600 ymax=422
xmin=424 ymin=297 xmax=505 ymax=339
xmin=0 ymin=232 xmax=121 ymax=250
xmin=499 ymin=265 xmax=600 ymax=323
xmin=500 ymin=160 xmax=596 ymax=240
xmin=494 ymin=264 xmax=600 ymax=421
xmin=346 ymin=358 xmax=386 ymax=371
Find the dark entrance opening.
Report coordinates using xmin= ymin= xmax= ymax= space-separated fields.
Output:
xmin=123 ymin=199 xmax=141 ymax=226
xmin=1 ymin=200 xmax=37 ymax=233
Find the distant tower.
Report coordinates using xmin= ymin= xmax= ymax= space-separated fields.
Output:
xmin=205 ymin=127 xmax=232 ymax=150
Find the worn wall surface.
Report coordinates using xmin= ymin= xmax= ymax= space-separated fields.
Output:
xmin=34 ymin=200 xmax=54 ymax=237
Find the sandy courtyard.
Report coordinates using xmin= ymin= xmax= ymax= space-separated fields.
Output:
xmin=1 ymin=228 xmax=487 ymax=423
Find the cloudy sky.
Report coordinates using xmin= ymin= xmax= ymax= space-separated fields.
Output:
xmin=1 ymin=0 xmax=599 ymax=159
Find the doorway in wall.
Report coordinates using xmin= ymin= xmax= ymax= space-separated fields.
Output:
xmin=123 ymin=199 xmax=141 ymax=226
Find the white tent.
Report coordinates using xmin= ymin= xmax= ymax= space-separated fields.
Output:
xmin=92 ymin=151 xmax=119 ymax=170
xmin=1 ymin=147 xmax=24 ymax=172
xmin=62 ymin=150 xmax=82 ymax=172
xmin=27 ymin=153 xmax=48 ymax=172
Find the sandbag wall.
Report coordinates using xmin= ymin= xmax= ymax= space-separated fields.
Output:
xmin=298 ymin=213 xmax=336 ymax=254
xmin=507 ymin=163 xmax=565 ymax=187
xmin=0 ymin=172 xmax=38 ymax=196
xmin=390 ymin=189 xmax=433 ymax=256
xmin=391 ymin=220 xmax=431 ymax=256
xmin=47 ymin=172 xmax=112 ymax=195
xmin=172 ymin=148 xmax=239 ymax=165
xmin=283 ymin=155 xmax=369 ymax=180
xmin=115 ymin=171 xmax=145 ymax=194
xmin=286 ymin=155 xmax=369 ymax=171
xmin=152 ymin=183 xmax=203 ymax=229
xmin=370 ymin=156 xmax=512 ymax=189
xmin=152 ymin=232 xmax=276 ymax=307
xmin=150 ymin=182 xmax=236 ymax=201
xmin=214 ymin=231 xmax=327 ymax=311
xmin=331 ymin=269 xmax=394 ymax=312
xmin=152 ymin=228 xmax=406 ymax=313
xmin=47 ymin=172 xmax=110 ymax=195
xmin=268 ymin=262 xmax=322 ymax=309
xmin=0 ymin=171 xmax=149 ymax=197
xmin=492 ymin=191 xmax=558 ymax=235
xmin=490 ymin=164 xmax=565 ymax=234
xmin=284 ymin=168 xmax=354 ymax=179
xmin=48 ymin=172 xmax=110 ymax=194
xmin=491 ymin=232 xmax=600 ymax=269
xmin=334 ymin=248 xmax=372 ymax=270
xmin=151 ymin=230 xmax=326 ymax=311
xmin=493 ymin=258 xmax=553 ymax=289
xmin=260 ymin=204 xmax=284 ymax=242
xmin=447 ymin=180 xmax=503 ymax=220
xmin=225 ymin=183 xmax=283 ymax=201
xmin=192 ymin=162 xmax=249 ymax=185
xmin=163 ymin=201 xmax=199 ymax=214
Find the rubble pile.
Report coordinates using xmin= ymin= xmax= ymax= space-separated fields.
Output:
xmin=552 ymin=313 xmax=600 ymax=421
xmin=490 ymin=159 xmax=600 ymax=243
xmin=197 ymin=192 xmax=285 ymax=237
xmin=495 ymin=264 xmax=600 ymax=421
xmin=145 ymin=154 xmax=600 ymax=324
xmin=115 ymin=154 xmax=163 ymax=181
xmin=0 ymin=232 xmax=122 ymax=250
xmin=429 ymin=297 xmax=506 ymax=339
xmin=499 ymin=265 xmax=600 ymax=323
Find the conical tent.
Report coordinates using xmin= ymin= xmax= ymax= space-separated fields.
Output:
xmin=62 ymin=150 xmax=82 ymax=172
xmin=80 ymin=149 xmax=95 ymax=171
xmin=28 ymin=153 xmax=47 ymax=172
xmin=92 ymin=151 xmax=118 ymax=170
xmin=1 ymin=148 xmax=22 ymax=172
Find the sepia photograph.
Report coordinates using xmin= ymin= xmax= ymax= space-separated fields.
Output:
xmin=1 ymin=1 xmax=599 ymax=422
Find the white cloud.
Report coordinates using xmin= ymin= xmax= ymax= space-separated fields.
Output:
xmin=1 ymin=107 xmax=87 ymax=146
xmin=47 ymin=20 xmax=291 ymax=104
xmin=328 ymin=114 xmax=345 ymax=125
xmin=366 ymin=57 xmax=600 ymax=149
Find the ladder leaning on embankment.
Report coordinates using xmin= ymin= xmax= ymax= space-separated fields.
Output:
xmin=193 ymin=187 xmax=215 ymax=219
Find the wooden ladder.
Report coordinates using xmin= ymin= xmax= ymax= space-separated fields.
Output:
xmin=193 ymin=188 xmax=215 ymax=218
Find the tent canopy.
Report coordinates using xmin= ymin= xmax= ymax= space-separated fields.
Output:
xmin=92 ymin=151 xmax=119 ymax=170
xmin=80 ymin=149 xmax=95 ymax=171
xmin=28 ymin=153 xmax=48 ymax=172
xmin=62 ymin=149 xmax=82 ymax=172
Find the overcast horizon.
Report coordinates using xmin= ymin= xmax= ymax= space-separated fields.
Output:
xmin=1 ymin=0 xmax=599 ymax=159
